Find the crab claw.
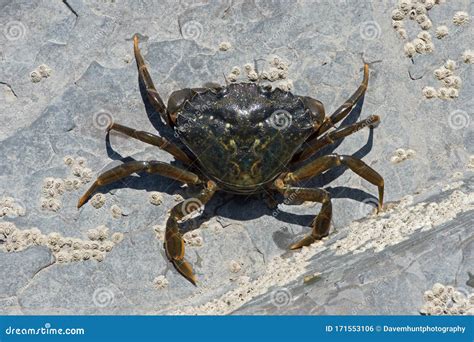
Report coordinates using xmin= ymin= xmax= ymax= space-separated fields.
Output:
xmin=173 ymin=259 xmax=197 ymax=286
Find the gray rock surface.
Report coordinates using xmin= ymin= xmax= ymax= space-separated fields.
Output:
xmin=0 ymin=0 xmax=472 ymax=314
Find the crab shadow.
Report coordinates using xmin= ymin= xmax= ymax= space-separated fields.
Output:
xmin=102 ymin=76 xmax=379 ymax=242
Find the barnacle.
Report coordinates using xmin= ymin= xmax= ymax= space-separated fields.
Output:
xmin=110 ymin=204 xmax=123 ymax=218
xmin=218 ymin=41 xmax=231 ymax=51
xmin=444 ymin=59 xmax=456 ymax=71
xmin=461 ymin=50 xmax=474 ymax=64
xmin=90 ymin=193 xmax=106 ymax=209
xmin=111 ymin=232 xmax=124 ymax=244
xmin=30 ymin=70 xmax=42 ymax=83
xmin=435 ymin=25 xmax=448 ymax=39
xmin=229 ymin=260 xmax=242 ymax=273
xmin=422 ymin=86 xmax=437 ymax=99
xmin=404 ymin=42 xmax=416 ymax=57
xmin=452 ymin=11 xmax=470 ymax=26
xmin=153 ymin=275 xmax=169 ymax=289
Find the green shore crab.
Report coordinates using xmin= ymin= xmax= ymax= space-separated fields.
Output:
xmin=78 ymin=35 xmax=384 ymax=285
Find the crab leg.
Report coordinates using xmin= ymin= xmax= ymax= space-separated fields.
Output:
xmin=77 ymin=161 xmax=201 ymax=208
xmin=317 ymin=64 xmax=369 ymax=135
xmin=133 ymin=34 xmax=171 ymax=126
xmin=284 ymin=153 xmax=384 ymax=211
xmin=107 ymin=122 xmax=192 ymax=164
xmin=273 ymin=180 xmax=332 ymax=249
xmin=165 ymin=180 xmax=217 ymax=285
xmin=293 ymin=114 xmax=380 ymax=163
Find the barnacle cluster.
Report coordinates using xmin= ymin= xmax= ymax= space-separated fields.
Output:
xmin=30 ymin=64 xmax=52 ymax=83
xmin=226 ymin=56 xmax=293 ymax=91
xmin=0 ymin=221 xmax=123 ymax=263
xmin=420 ymin=283 xmax=473 ymax=315
xmin=423 ymin=60 xmax=462 ymax=99
xmin=392 ymin=0 xmax=441 ymax=47
xmin=331 ymin=190 xmax=473 ymax=255
xmin=0 ymin=196 xmax=25 ymax=218
xmin=40 ymin=178 xmax=65 ymax=212
xmin=40 ymin=156 xmax=93 ymax=212
xmin=390 ymin=148 xmax=416 ymax=163
xmin=183 ymin=230 xmax=203 ymax=247
xmin=403 ymin=31 xmax=434 ymax=57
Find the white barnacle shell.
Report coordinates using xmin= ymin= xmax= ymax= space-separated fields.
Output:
xmin=448 ymin=88 xmax=459 ymax=99
xmin=399 ymin=0 xmax=411 ymax=13
xmin=404 ymin=42 xmax=416 ymax=57
xmin=420 ymin=19 xmax=432 ymax=30
xmin=415 ymin=4 xmax=427 ymax=15
xmin=461 ymin=50 xmax=474 ymax=64
xmin=432 ymin=283 xmax=445 ymax=296
xmin=413 ymin=38 xmax=426 ymax=53
xmin=444 ymin=59 xmax=456 ymax=71
xmin=453 ymin=11 xmax=469 ymax=26
xmin=424 ymin=0 xmax=435 ymax=9
xmin=392 ymin=9 xmax=405 ymax=20
xmin=417 ymin=31 xmax=431 ymax=42
xmin=437 ymin=87 xmax=450 ymax=99
xmin=435 ymin=25 xmax=448 ymax=39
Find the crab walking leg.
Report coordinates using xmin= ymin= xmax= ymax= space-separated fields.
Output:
xmin=133 ymin=34 xmax=170 ymax=125
xmin=165 ymin=181 xmax=218 ymax=285
xmin=77 ymin=161 xmax=200 ymax=208
xmin=273 ymin=181 xmax=332 ymax=249
xmin=285 ymin=154 xmax=384 ymax=211
xmin=294 ymin=115 xmax=380 ymax=163
xmin=317 ymin=64 xmax=369 ymax=135
xmin=107 ymin=122 xmax=192 ymax=164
